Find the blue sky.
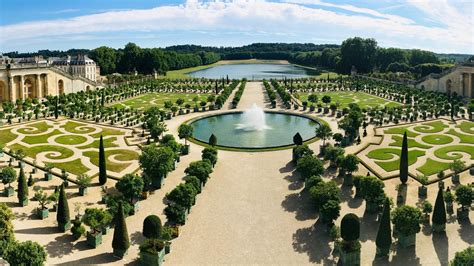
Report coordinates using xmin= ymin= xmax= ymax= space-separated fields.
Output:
xmin=0 ymin=0 xmax=472 ymax=53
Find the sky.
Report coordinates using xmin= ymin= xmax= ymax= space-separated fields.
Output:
xmin=0 ymin=0 xmax=472 ymax=54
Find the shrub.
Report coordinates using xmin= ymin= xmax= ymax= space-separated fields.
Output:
xmin=309 ymin=180 xmax=340 ymax=209
xmin=143 ymin=215 xmax=162 ymax=239
xmin=164 ymin=204 xmax=187 ymax=225
xmin=297 ymin=155 xmax=324 ymax=179
xmin=209 ymin=134 xmax=217 ymax=146
xmin=201 ymin=147 xmax=218 ymax=167
xmin=139 ymin=238 xmax=165 ymax=254
xmin=82 ymin=208 xmax=112 ymax=233
xmin=455 ymin=185 xmax=473 ymax=209
xmin=166 ymin=184 xmax=197 ymax=210
xmin=432 ymin=188 xmax=447 ymax=226
xmin=320 ymin=200 xmax=341 ymax=224
xmin=185 ymin=160 xmax=213 ymax=185
xmin=341 ymin=213 xmax=360 ymax=241
xmin=293 ymin=145 xmax=314 ymax=162
xmin=1 ymin=167 xmax=16 ymax=188
xmin=3 ymin=240 xmax=47 ymax=266
xmin=293 ymin=132 xmax=303 ymax=146
xmin=360 ymin=176 xmax=385 ymax=204
xmin=451 ymin=246 xmax=474 ymax=266
xmin=185 ymin=175 xmax=202 ymax=193
xmin=392 ymin=205 xmax=422 ymax=236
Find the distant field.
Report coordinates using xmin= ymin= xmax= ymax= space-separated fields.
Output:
xmin=111 ymin=92 xmax=210 ymax=110
xmin=295 ymin=91 xmax=401 ymax=109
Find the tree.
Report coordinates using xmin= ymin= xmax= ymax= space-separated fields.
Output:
xmin=320 ymin=199 xmax=341 ymax=225
xmin=341 ymin=213 xmax=360 ymax=242
xmin=139 ymin=145 xmax=175 ymax=184
xmin=293 ymin=144 xmax=314 ymax=162
xmin=338 ymin=105 xmax=363 ymax=140
xmin=57 ymin=184 xmax=70 ymax=231
xmin=338 ymin=37 xmax=377 ymax=73
xmin=98 ymin=135 xmax=107 ymax=185
xmin=82 ymin=208 xmax=112 ymax=234
xmin=185 ymin=160 xmax=213 ymax=185
xmin=0 ymin=203 xmax=15 ymax=242
xmin=89 ymin=46 xmax=117 ymax=74
xmin=178 ymin=124 xmax=194 ymax=146
xmin=2 ymin=166 xmax=16 ymax=188
xmin=3 ymin=240 xmax=47 ymax=266
xmin=341 ymin=154 xmax=359 ymax=176
xmin=185 ymin=175 xmax=202 ymax=193
xmin=451 ymin=246 xmax=474 ymax=266
xmin=392 ymin=205 xmax=421 ymax=236
xmin=399 ymin=132 xmax=408 ymax=184
xmin=115 ymin=174 xmax=144 ymax=203
xmin=201 ymin=147 xmax=218 ymax=167
xmin=315 ymin=124 xmax=332 ymax=147
xmin=112 ymin=203 xmax=130 ymax=257
xmin=209 ymin=134 xmax=217 ymax=147
xmin=376 ymin=198 xmax=392 ymax=256
xmin=296 ymin=155 xmax=324 ymax=179
xmin=450 ymin=159 xmax=465 ymax=177
xmin=432 ymin=188 xmax=447 ymax=230
xmin=309 ymin=180 xmax=340 ymax=209
xmin=17 ymin=167 xmax=28 ymax=205
xmin=143 ymin=215 xmax=162 ymax=239
xmin=455 ymin=185 xmax=473 ymax=210
xmin=293 ymin=132 xmax=303 ymax=146
xmin=360 ymin=176 xmax=385 ymax=212
xmin=166 ymin=183 xmax=197 ymax=210
xmin=321 ymin=95 xmax=331 ymax=107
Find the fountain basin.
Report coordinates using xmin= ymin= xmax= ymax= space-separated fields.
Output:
xmin=186 ymin=110 xmax=320 ymax=150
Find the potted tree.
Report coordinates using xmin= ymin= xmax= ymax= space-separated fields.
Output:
xmin=375 ymin=198 xmax=392 ymax=257
xmin=450 ymin=159 xmax=465 ymax=184
xmin=16 ymin=149 xmax=26 ymax=168
xmin=444 ymin=187 xmax=454 ymax=215
xmin=17 ymin=167 xmax=29 ymax=206
xmin=455 ymin=185 xmax=473 ymax=221
xmin=71 ymin=218 xmax=86 ymax=240
xmin=139 ymin=238 xmax=166 ymax=266
xmin=2 ymin=166 xmax=17 ymax=197
xmin=339 ymin=213 xmax=361 ymax=265
xmin=432 ymin=188 xmax=447 ymax=232
xmin=116 ymin=174 xmax=144 ymax=215
xmin=392 ymin=205 xmax=422 ymax=248
xmin=112 ymin=203 xmax=130 ymax=258
xmin=61 ymin=169 xmax=69 ymax=187
xmin=33 ymin=186 xmax=51 ymax=219
xmin=177 ymin=124 xmax=193 ymax=155
xmin=360 ymin=176 xmax=385 ymax=213
xmin=82 ymin=208 xmax=112 ymax=248
xmin=417 ymin=175 xmax=428 ymax=198
xmin=76 ymin=174 xmax=93 ymax=196
xmin=44 ymin=163 xmax=54 ymax=181
xmin=420 ymin=201 xmax=433 ymax=224
xmin=57 ymin=185 xmax=71 ymax=232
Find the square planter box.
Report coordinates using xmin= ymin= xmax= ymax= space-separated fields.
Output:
xmin=343 ymin=175 xmax=353 ymax=187
xmin=152 ymin=176 xmax=164 ymax=189
xmin=130 ymin=202 xmax=139 ymax=215
xmin=79 ymin=187 xmax=87 ymax=196
xmin=398 ymin=233 xmax=416 ymax=248
xmin=457 ymin=207 xmax=469 ymax=221
xmin=18 ymin=161 xmax=25 ymax=168
xmin=101 ymin=226 xmax=109 ymax=235
xmin=20 ymin=198 xmax=29 ymax=207
xmin=140 ymin=248 xmax=165 ymax=266
xmin=165 ymin=242 xmax=172 ymax=254
xmin=113 ymin=248 xmax=128 ymax=259
xmin=366 ymin=202 xmax=379 ymax=213
xmin=340 ymin=249 xmax=360 ymax=265
xmin=4 ymin=187 xmax=14 ymax=197
xmin=58 ymin=221 xmax=71 ymax=232
xmin=452 ymin=174 xmax=460 ymax=184
xmin=470 ymin=167 xmax=474 ymax=175
xmin=432 ymin=223 xmax=446 ymax=233
xmin=446 ymin=203 xmax=454 ymax=215
xmin=181 ymin=145 xmax=190 ymax=155
xmin=37 ymin=208 xmax=49 ymax=219
xmin=101 ymin=195 xmax=109 ymax=204
xmin=87 ymin=232 xmax=103 ymax=248
xmin=271 ymin=102 xmax=276 ymax=108
xmin=418 ymin=186 xmax=427 ymax=198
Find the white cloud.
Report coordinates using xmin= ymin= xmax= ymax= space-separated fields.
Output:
xmin=0 ymin=0 xmax=472 ymax=53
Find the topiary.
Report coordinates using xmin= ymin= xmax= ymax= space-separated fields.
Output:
xmin=293 ymin=132 xmax=303 ymax=146
xmin=451 ymin=246 xmax=474 ymax=266
xmin=399 ymin=131 xmax=408 ymax=184
xmin=112 ymin=203 xmax=130 ymax=252
xmin=143 ymin=215 xmax=162 ymax=239
xmin=17 ymin=167 xmax=28 ymax=204
xmin=432 ymin=188 xmax=447 ymax=226
xmin=209 ymin=134 xmax=217 ymax=147
xmin=98 ymin=135 xmax=107 ymax=185
xmin=340 ymin=213 xmax=360 ymax=242
xmin=56 ymin=184 xmax=70 ymax=226
xmin=376 ymin=198 xmax=392 ymax=255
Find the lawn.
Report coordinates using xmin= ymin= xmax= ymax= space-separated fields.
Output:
xmin=421 ymin=134 xmax=454 ymax=145
xmin=83 ymin=149 xmax=139 ymax=173
xmin=296 ymin=91 xmax=401 ymax=109
xmin=17 ymin=121 xmax=51 ymax=134
xmin=446 ymin=129 xmax=474 ymax=144
xmin=22 ymin=129 xmax=63 ymax=145
xmin=111 ymin=92 xmax=210 ymax=111
xmin=77 ymin=137 xmax=119 ymax=150
xmin=55 ymin=135 xmax=88 ymax=145
xmin=413 ymin=121 xmax=448 ymax=134
xmin=389 ymin=135 xmax=431 ymax=149
xmin=62 ymin=121 xmax=96 ymax=134
xmin=456 ymin=121 xmax=474 ymax=134
xmin=416 ymin=158 xmax=452 ymax=176
xmin=9 ymin=143 xmax=74 ymax=160
xmin=434 ymin=145 xmax=474 ymax=160
xmin=383 ymin=126 xmax=418 ymax=137
xmin=367 ymin=148 xmax=425 ymax=172
xmin=0 ymin=129 xmax=18 ymax=145
xmin=53 ymin=159 xmax=90 ymax=176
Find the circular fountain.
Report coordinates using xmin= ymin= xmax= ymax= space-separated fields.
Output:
xmin=187 ymin=104 xmax=320 ymax=150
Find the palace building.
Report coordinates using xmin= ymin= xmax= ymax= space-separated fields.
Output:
xmin=0 ymin=54 xmax=102 ymax=102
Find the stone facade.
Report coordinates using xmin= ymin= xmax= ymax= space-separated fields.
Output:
xmin=0 ymin=64 xmax=102 ymax=102
xmin=415 ymin=63 xmax=474 ymax=98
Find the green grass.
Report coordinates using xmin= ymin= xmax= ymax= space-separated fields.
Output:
xmin=434 ymin=145 xmax=474 ymax=160
xmin=77 ymin=137 xmax=119 ymax=150
xmin=0 ymin=129 xmax=18 ymax=145
xmin=53 ymin=159 xmax=90 ymax=176
xmin=421 ymin=134 xmax=454 ymax=145
xmin=446 ymin=129 xmax=474 ymax=144
xmin=389 ymin=135 xmax=431 ymax=149
xmin=55 ymin=135 xmax=88 ymax=145
xmin=22 ymin=129 xmax=62 ymax=145
xmin=110 ymin=92 xmax=210 ymax=111
xmin=413 ymin=121 xmax=448 ymax=134
xmin=456 ymin=121 xmax=474 ymax=134
xmin=384 ymin=126 xmax=418 ymax=137
xmin=9 ymin=143 xmax=74 ymax=160
xmin=62 ymin=121 xmax=95 ymax=134
xmin=367 ymin=148 xmax=425 ymax=172
xmin=417 ymin=158 xmax=451 ymax=176
xmin=17 ymin=122 xmax=51 ymax=134
xmin=296 ymin=91 xmax=401 ymax=109
xmin=83 ymin=149 xmax=139 ymax=173
xmin=90 ymin=127 xmax=124 ymax=138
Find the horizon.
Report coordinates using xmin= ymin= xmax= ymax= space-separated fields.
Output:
xmin=0 ymin=0 xmax=473 ymax=54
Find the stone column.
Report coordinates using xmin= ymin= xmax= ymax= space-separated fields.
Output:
xmin=8 ymin=76 xmax=14 ymax=101
xmin=36 ymin=74 xmax=42 ymax=98
xmin=19 ymin=75 xmax=24 ymax=100
xmin=44 ymin=74 xmax=48 ymax=97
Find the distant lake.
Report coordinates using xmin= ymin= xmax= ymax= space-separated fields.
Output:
xmin=187 ymin=63 xmax=319 ymax=80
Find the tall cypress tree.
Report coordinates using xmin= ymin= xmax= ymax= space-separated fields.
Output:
xmin=17 ymin=166 xmax=28 ymax=206
xmin=54 ymin=97 xmax=59 ymax=119
xmin=432 ymin=188 xmax=447 ymax=232
xmin=399 ymin=131 xmax=408 ymax=184
xmin=57 ymin=184 xmax=70 ymax=231
xmin=112 ymin=203 xmax=130 ymax=258
xmin=376 ymin=198 xmax=392 ymax=256
xmin=99 ymin=135 xmax=107 ymax=185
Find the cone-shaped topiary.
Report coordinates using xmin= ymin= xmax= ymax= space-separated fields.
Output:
xmin=112 ymin=202 xmax=130 ymax=257
xmin=432 ymin=188 xmax=447 ymax=231
xmin=293 ymin=132 xmax=303 ymax=146
xmin=57 ymin=184 xmax=70 ymax=231
xmin=99 ymin=135 xmax=107 ymax=185
xmin=209 ymin=134 xmax=217 ymax=147
xmin=376 ymin=198 xmax=392 ymax=256
xmin=341 ymin=213 xmax=360 ymax=241
xmin=142 ymin=215 xmax=162 ymax=239
xmin=399 ymin=132 xmax=408 ymax=184
xmin=17 ymin=166 xmax=28 ymax=205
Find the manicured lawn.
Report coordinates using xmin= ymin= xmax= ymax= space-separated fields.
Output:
xmin=9 ymin=143 xmax=74 ymax=160
xmin=90 ymin=127 xmax=124 ymax=138
xmin=389 ymin=135 xmax=431 ymax=149
xmin=413 ymin=121 xmax=448 ymax=134
xmin=84 ymin=149 xmax=138 ymax=173
xmin=53 ymin=159 xmax=90 ymax=176
xmin=17 ymin=121 xmax=51 ymax=134
xmin=434 ymin=145 xmax=474 ymax=160
xmin=446 ymin=129 xmax=474 ymax=144
xmin=383 ymin=126 xmax=418 ymax=137
xmin=111 ymin=92 xmax=210 ymax=111
xmin=22 ymin=129 xmax=62 ymax=145
xmin=421 ymin=134 xmax=454 ymax=145
xmin=62 ymin=121 xmax=96 ymax=134
xmin=456 ymin=121 xmax=474 ymax=134
xmin=417 ymin=158 xmax=451 ymax=176
xmin=367 ymin=148 xmax=425 ymax=172
xmin=0 ymin=129 xmax=18 ymax=144
xmin=55 ymin=135 xmax=88 ymax=145
xmin=296 ymin=91 xmax=401 ymax=109
xmin=77 ymin=137 xmax=119 ymax=150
